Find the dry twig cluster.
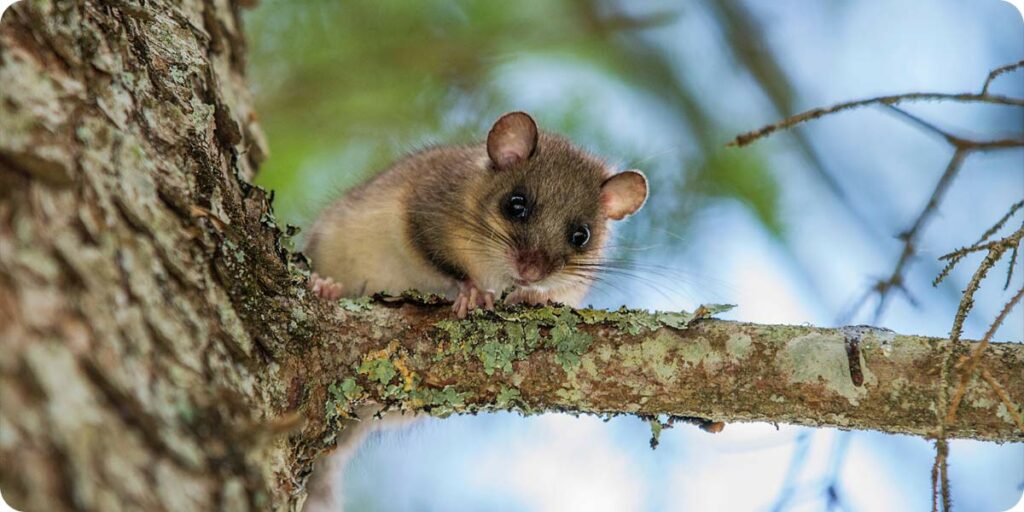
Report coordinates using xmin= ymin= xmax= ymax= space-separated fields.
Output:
xmin=733 ymin=60 xmax=1024 ymax=512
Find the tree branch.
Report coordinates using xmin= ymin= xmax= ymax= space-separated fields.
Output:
xmin=883 ymin=105 xmax=1024 ymax=151
xmin=728 ymin=92 xmax=1024 ymax=148
xmin=981 ymin=60 xmax=1024 ymax=95
xmin=845 ymin=147 xmax=969 ymax=323
xmin=286 ymin=297 xmax=1024 ymax=454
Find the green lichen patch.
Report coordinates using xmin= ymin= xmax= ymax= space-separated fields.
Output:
xmin=616 ymin=333 xmax=680 ymax=382
xmin=358 ymin=358 xmax=397 ymax=385
xmin=494 ymin=385 xmax=522 ymax=410
xmin=435 ymin=312 xmax=549 ymax=376
xmin=576 ymin=303 xmax=735 ymax=334
xmin=433 ymin=302 xmax=735 ymax=377
xmin=290 ymin=306 xmax=308 ymax=324
xmin=478 ymin=339 xmax=517 ymax=375
xmin=504 ymin=321 xmax=542 ymax=350
xmin=493 ymin=304 xmax=565 ymax=324
xmin=555 ymin=386 xmax=585 ymax=404
xmin=435 ymin=319 xmax=472 ymax=348
xmin=325 ymin=378 xmax=365 ymax=422
xmin=995 ymin=402 xmax=1020 ymax=427
xmin=691 ymin=303 xmax=736 ymax=320
xmin=676 ymin=337 xmax=721 ymax=369
xmin=337 ymin=378 xmax=365 ymax=400
xmin=434 ymin=318 xmax=520 ymax=374
xmin=652 ymin=311 xmax=694 ymax=330
xmin=655 ymin=303 xmax=736 ymax=329
xmin=336 ymin=336 xmax=487 ymax=418
xmin=406 ymin=385 xmax=470 ymax=417
xmin=547 ymin=312 xmax=593 ymax=372
xmin=725 ymin=332 xmax=754 ymax=361
xmin=606 ymin=307 xmax=662 ymax=334
xmin=337 ymin=296 xmax=373 ymax=312
xmin=648 ymin=417 xmax=664 ymax=449
xmin=373 ymin=289 xmax=449 ymax=305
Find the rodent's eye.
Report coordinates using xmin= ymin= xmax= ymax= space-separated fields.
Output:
xmin=569 ymin=224 xmax=590 ymax=248
xmin=503 ymin=193 xmax=530 ymax=221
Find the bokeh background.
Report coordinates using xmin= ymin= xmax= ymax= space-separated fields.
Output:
xmin=244 ymin=1 xmax=1024 ymax=510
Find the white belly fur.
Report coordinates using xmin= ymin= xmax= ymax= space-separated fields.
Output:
xmin=309 ymin=191 xmax=457 ymax=299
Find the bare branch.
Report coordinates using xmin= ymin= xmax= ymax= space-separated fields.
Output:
xmin=729 ymin=92 xmax=1024 ymax=148
xmin=883 ymin=104 xmax=959 ymax=143
xmin=883 ymin=105 xmax=1024 ymax=150
xmin=931 ymin=437 xmax=951 ymax=512
xmin=950 ymin=235 xmax=1020 ymax=345
xmin=935 ymin=219 xmax=1024 ymax=287
xmin=974 ymin=200 xmax=1024 ymax=247
xmin=945 ymin=284 xmax=1024 ymax=425
xmin=1006 ymin=244 xmax=1019 ymax=290
xmin=981 ymin=60 xmax=1024 ymax=95
xmin=851 ymin=148 xmax=969 ymax=323
xmin=980 ymin=367 xmax=1024 ymax=433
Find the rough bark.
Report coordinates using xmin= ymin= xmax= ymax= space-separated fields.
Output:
xmin=0 ymin=2 xmax=1020 ymax=512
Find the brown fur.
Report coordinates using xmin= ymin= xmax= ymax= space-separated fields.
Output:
xmin=307 ymin=129 xmax=638 ymax=305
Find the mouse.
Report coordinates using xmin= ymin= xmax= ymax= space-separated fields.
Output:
xmin=304 ymin=111 xmax=649 ymax=317
xmin=300 ymin=112 xmax=649 ymax=511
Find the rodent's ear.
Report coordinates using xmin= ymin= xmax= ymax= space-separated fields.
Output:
xmin=600 ymin=170 xmax=648 ymax=220
xmin=487 ymin=112 xmax=538 ymax=171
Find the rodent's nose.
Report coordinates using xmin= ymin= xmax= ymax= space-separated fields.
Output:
xmin=515 ymin=249 xmax=549 ymax=283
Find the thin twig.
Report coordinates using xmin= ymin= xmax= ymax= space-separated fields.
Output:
xmin=729 ymin=92 xmax=1024 ymax=148
xmin=940 ymin=441 xmax=951 ymax=512
xmin=936 ymin=220 xmax=1024 ymax=287
xmin=945 ymin=284 xmax=1024 ymax=426
xmin=863 ymin=149 xmax=969 ymax=322
xmin=883 ymin=105 xmax=1024 ymax=150
xmin=980 ymin=367 xmax=1024 ymax=433
xmin=931 ymin=437 xmax=951 ymax=512
xmin=973 ymin=200 xmax=1024 ymax=247
xmin=1006 ymin=245 xmax=1019 ymax=290
xmin=981 ymin=60 xmax=1024 ymax=95
xmin=932 ymin=322 xmax=956 ymax=512
xmin=951 ymin=240 xmax=1017 ymax=346
xmin=883 ymin=105 xmax=959 ymax=144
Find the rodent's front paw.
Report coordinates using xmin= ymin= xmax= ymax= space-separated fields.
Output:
xmin=452 ymin=281 xmax=495 ymax=319
xmin=310 ymin=273 xmax=344 ymax=300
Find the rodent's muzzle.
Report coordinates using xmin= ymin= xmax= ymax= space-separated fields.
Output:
xmin=513 ymin=248 xmax=552 ymax=284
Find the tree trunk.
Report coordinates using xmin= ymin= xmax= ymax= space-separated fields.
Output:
xmin=0 ymin=2 xmax=1020 ymax=512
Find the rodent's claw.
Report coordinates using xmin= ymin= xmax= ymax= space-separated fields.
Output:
xmin=453 ymin=282 xmax=495 ymax=319
xmin=451 ymin=294 xmax=468 ymax=318
xmin=310 ymin=273 xmax=344 ymax=301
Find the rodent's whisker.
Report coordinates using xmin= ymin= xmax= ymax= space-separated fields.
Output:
xmin=564 ymin=262 xmax=683 ymax=302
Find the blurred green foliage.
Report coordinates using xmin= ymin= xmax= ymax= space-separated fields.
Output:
xmin=245 ymin=0 xmax=791 ymax=242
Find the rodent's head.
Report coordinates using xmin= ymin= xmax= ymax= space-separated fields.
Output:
xmin=466 ymin=112 xmax=648 ymax=296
